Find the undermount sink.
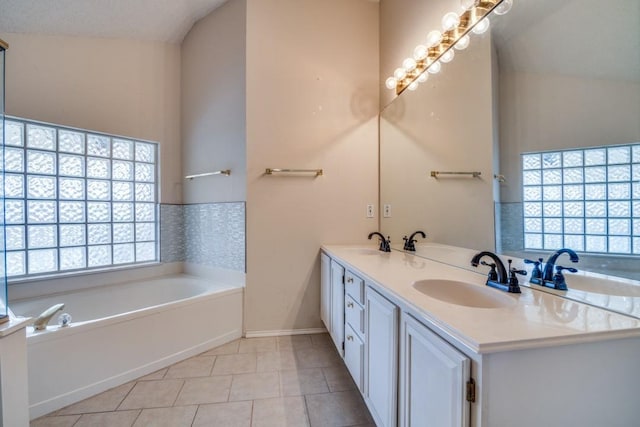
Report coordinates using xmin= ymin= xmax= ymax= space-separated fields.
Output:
xmin=412 ymin=279 xmax=517 ymax=309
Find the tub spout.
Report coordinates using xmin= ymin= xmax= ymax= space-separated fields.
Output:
xmin=33 ymin=303 xmax=65 ymax=331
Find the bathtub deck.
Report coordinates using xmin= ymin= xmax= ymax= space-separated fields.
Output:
xmin=30 ymin=334 xmax=374 ymax=427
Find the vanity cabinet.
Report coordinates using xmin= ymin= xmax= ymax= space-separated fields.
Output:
xmin=365 ymin=286 xmax=399 ymax=427
xmin=344 ymin=270 xmax=366 ymax=391
xmin=322 ymin=246 xmax=640 ymax=427
xmin=320 ymin=253 xmax=331 ymax=333
xmin=399 ymin=313 xmax=470 ymax=427
xmin=330 ymin=260 xmax=345 ymax=356
xmin=321 ymin=255 xmax=346 ymax=356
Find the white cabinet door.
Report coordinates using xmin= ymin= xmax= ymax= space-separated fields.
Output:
xmin=320 ymin=253 xmax=331 ymax=331
xmin=399 ymin=313 xmax=470 ymax=427
xmin=344 ymin=324 xmax=365 ymax=390
xmin=365 ymin=287 xmax=399 ymax=427
xmin=330 ymin=260 xmax=345 ymax=356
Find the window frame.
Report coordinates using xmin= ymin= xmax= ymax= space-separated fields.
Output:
xmin=1 ymin=116 xmax=159 ymax=280
xmin=521 ymin=143 xmax=640 ymax=256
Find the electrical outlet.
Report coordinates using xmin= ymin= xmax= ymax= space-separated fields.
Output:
xmin=383 ymin=204 xmax=392 ymax=218
xmin=366 ymin=204 xmax=375 ymax=218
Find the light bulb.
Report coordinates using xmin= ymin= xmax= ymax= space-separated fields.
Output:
xmin=402 ymin=57 xmax=417 ymax=72
xmin=460 ymin=0 xmax=478 ymax=11
xmin=472 ymin=17 xmax=490 ymax=35
xmin=408 ymin=81 xmax=419 ymax=91
xmin=428 ymin=61 xmax=442 ymax=74
xmin=494 ymin=0 xmax=513 ymax=15
xmin=454 ymin=35 xmax=470 ymax=50
xmin=394 ymin=67 xmax=407 ymax=80
xmin=440 ymin=49 xmax=455 ymax=63
xmin=441 ymin=12 xmax=460 ymax=31
xmin=413 ymin=45 xmax=428 ymax=61
xmin=417 ymin=72 xmax=428 ymax=83
xmin=385 ymin=77 xmax=398 ymax=90
xmin=426 ymin=30 xmax=443 ymax=48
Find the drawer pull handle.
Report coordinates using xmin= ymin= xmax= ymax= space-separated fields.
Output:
xmin=347 ymin=277 xmax=354 ymax=283
xmin=347 ymin=335 xmax=354 ymax=341
xmin=347 ymin=302 xmax=354 ymax=308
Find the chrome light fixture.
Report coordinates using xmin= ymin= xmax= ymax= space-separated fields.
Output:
xmin=385 ymin=0 xmax=513 ymax=95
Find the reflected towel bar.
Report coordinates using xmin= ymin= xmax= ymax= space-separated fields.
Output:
xmin=185 ymin=170 xmax=231 ymax=180
xmin=430 ymin=171 xmax=481 ymax=178
xmin=265 ymin=168 xmax=323 ymax=177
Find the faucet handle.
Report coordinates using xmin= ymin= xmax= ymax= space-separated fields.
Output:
xmin=524 ymin=258 xmax=544 ymax=284
xmin=506 ymin=260 xmax=525 ymax=293
xmin=556 ymin=265 xmax=578 ymax=274
xmin=552 ymin=265 xmax=578 ymax=291
xmin=402 ymin=236 xmax=412 ymax=251
xmin=480 ymin=261 xmax=498 ymax=281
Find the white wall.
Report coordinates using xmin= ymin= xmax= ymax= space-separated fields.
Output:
xmin=245 ymin=0 xmax=379 ymax=334
xmin=0 ymin=33 xmax=182 ymax=203
xmin=181 ymin=0 xmax=247 ymax=204
xmin=499 ymin=72 xmax=640 ymax=202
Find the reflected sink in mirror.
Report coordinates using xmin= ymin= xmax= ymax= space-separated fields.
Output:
xmin=412 ymin=279 xmax=517 ymax=309
xmin=566 ymin=275 xmax=640 ymax=298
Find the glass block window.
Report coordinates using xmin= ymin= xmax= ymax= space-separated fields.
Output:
xmin=1 ymin=118 xmax=158 ymax=278
xmin=522 ymin=144 xmax=640 ymax=255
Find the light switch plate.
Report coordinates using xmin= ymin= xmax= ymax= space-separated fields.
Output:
xmin=366 ymin=204 xmax=374 ymax=218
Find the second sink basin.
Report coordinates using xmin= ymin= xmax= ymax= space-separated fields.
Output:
xmin=412 ymin=279 xmax=517 ymax=309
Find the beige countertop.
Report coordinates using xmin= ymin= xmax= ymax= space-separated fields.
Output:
xmin=322 ymin=245 xmax=640 ymax=354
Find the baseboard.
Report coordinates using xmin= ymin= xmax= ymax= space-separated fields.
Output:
xmin=29 ymin=329 xmax=241 ymax=420
xmin=244 ymin=327 xmax=327 ymax=338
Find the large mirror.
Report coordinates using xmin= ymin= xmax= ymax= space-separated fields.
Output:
xmin=381 ymin=0 xmax=640 ymax=282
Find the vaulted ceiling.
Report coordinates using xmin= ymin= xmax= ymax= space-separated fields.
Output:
xmin=0 ymin=0 xmax=229 ymax=43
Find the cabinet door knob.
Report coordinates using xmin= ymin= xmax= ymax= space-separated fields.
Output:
xmin=347 ymin=302 xmax=354 ymax=308
xmin=347 ymin=335 xmax=354 ymax=341
xmin=346 ymin=277 xmax=354 ymax=283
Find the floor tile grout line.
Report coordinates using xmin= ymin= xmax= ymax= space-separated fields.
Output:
xmin=190 ymin=404 xmax=201 ymax=427
xmin=114 ymin=380 xmax=138 ymax=412
xmin=170 ymin=379 xmax=187 ymax=407
xmin=129 ymin=408 xmax=143 ymax=427
xmin=208 ymin=354 xmax=217 ymax=376
xmin=303 ymin=394 xmax=312 ymax=427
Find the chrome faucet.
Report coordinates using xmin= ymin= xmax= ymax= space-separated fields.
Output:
xmin=403 ymin=230 xmax=426 ymax=251
xmin=368 ymin=232 xmax=391 ymax=252
xmin=33 ymin=303 xmax=65 ymax=331
xmin=471 ymin=251 xmax=524 ymax=293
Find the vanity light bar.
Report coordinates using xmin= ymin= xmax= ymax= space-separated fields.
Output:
xmin=386 ymin=0 xmax=513 ymax=95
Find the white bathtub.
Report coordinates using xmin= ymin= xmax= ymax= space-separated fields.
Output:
xmin=10 ymin=273 xmax=243 ymax=419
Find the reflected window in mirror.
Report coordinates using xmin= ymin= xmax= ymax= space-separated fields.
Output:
xmin=521 ymin=144 xmax=640 ymax=256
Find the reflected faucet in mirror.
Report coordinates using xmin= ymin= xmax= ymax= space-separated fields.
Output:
xmin=368 ymin=232 xmax=391 ymax=252
xmin=526 ymin=248 xmax=579 ymax=291
xmin=403 ymin=231 xmax=426 ymax=251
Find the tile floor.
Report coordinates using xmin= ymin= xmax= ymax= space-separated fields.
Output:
xmin=31 ymin=334 xmax=375 ymax=426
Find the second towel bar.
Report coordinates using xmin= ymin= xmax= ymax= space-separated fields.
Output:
xmin=265 ymin=168 xmax=323 ymax=176
xmin=430 ymin=171 xmax=481 ymax=178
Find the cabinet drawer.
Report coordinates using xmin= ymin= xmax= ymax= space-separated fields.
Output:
xmin=344 ymin=324 xmax=364 ymax=391
xmin=345 ymin=295 xmax=365 ymax=337
xmin=345 ymin=270 xmax=364 ymax=305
